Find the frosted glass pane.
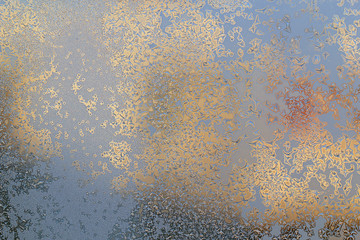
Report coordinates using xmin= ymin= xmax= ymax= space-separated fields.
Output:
xmin=0 ymin=0 xmax=359 ymax=239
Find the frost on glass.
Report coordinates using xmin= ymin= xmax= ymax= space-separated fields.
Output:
xmin=1 ymin=0 xmax=360 ymax=239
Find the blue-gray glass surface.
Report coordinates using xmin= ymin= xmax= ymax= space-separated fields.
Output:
xmin=1 ymin=0 xmax=360 ymax=239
